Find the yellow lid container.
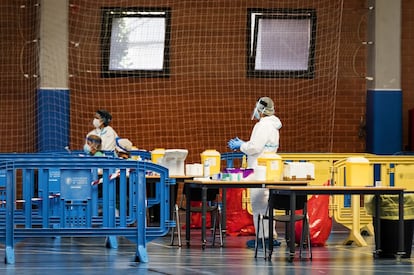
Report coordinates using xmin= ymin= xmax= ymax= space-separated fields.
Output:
xmin=345 ymin=156 xmax=372 ymax=186
xmin=257 ymin=152 xmax=283 ymax=181
xmin=151 ymin=148 xmax=165 ymax=164
xmin=200 ymin=149 xmax=221 ymax=176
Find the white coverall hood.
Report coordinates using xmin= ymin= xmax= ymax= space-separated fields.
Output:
xmin=240 ymin=115 xmax=282 ymax=168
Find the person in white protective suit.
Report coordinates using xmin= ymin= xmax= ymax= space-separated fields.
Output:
xmin=227 ymin=97 xmax=282 ymax=248
xmin=86 ymin=109 xmax=119 ymax=151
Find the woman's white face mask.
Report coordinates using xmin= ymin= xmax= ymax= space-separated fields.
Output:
xmin=93 ymin=118 xmax=102 ymax=128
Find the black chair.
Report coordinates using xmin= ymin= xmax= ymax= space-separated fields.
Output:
xmin=171 ymin=184 xmax=223 ymax=248
xmin=255 ymin=194 xmax=312 ymax=260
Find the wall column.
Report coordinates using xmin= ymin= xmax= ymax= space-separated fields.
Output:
xmin=37 ymin=0 xmax=69 ymax=151
xmin=366 ymin=0 xmax=402 ymax=154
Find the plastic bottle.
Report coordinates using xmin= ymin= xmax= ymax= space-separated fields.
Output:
xmin=203 ymin=159 xmax=210 ymax=178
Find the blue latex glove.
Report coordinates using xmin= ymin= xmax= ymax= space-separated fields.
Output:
xmin=228 ymin=137 xmax=244 ymax=151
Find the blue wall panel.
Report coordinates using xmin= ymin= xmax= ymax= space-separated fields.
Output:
xmin=37 ymin=89 xmax=70 ymax=152
xmin=366 ymin=90 xmax=402 ymax=154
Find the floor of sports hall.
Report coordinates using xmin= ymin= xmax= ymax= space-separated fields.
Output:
xmin=0 ymin=221 xmax=413 ymax=275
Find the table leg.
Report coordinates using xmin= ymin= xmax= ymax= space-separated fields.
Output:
xmin=201 ymin=186 xmax=207 ymax=249
xmin=221 ymin=188 xmax=227 ymax=234
xmin=268 ymin=193 xmax=274 ymax=260
xmin=288 ymin=193 xmax=296 ymax=262
xmin=373 ymin=195 xmax=381 ymax=257
xmin=171 ymin=178 xmax=178 ymax=221
xmin=185 ymin=184 xmax=191 ymax=247
xmin=397 ymin=191 xmax=405 ymax=259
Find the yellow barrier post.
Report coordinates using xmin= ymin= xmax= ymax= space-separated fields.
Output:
xmin=342 ymin=156 xmax=372 ymax=246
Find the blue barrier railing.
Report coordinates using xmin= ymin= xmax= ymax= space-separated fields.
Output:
xmin=221 ymin=152 xmax=246 ymax=168
xmin=0 ymin=154 xmax=173 ymax=264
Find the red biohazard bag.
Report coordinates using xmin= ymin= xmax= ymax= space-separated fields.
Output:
xmin=225 ymin=188 xmax=255 ymax=236
xmin=186 ymin=189 xmax=255 ymax=235
xmin=295 ymin=187 xmax=332 ymax=246
xmin=188 ymin=201 xmax=212 ymax=228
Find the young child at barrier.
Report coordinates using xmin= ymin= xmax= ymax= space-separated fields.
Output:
xmin=84 ymin=135 xmax=104 ymax=156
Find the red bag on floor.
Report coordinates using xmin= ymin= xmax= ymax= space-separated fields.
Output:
xmin=188 ymin=201 xmax=212 ymax=228
xmin=188 ymin=189 xmax=255 ymax=235
xmin=225 ymin=188 xmax=255 ymax=236
xmin=295 ymin=192 xmax=332 ymax=247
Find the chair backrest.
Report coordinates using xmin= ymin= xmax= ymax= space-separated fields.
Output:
xmin=270 ymin=194 xmax=307 ymax=211
xmin=183 ymin=184 xmax=219 ymax=202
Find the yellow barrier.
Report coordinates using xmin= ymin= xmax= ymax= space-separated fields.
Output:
xmin=330 ymin=155 xmax=414 ymax=246
xmin=239 ymin=153 xmax=414 ymax=245
xmin=331 ymin=157 xmax=372 ymax=246
xmin=279 ymin=153 xmax=374 ymax=186
xmin=241 ymin=153 xmax=414 ymax=246
xmin=364 ymin=156 xmax=414 ymax=191
xmin=242 ymin=153 xmax=372 ymax=213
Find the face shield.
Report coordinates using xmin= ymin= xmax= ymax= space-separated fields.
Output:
xmin=251 ymin=99 xmax=267 ymax=120
xmin=251 ymin=107 xmax=260 ymax=120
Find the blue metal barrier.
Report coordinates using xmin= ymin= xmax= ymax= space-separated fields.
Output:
xmin=130 ymin=150 xmax=152 ymax=160
xmin=221 ymin=152 xmax=246 ymax=168
xmin=0 ymin=154 xmax=173 ymax=264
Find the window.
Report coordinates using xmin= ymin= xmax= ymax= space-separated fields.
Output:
xmin=247 ymin=8 xmax=317 ymax=78
xmin=101 ymin=7 xmax=171 ymax=78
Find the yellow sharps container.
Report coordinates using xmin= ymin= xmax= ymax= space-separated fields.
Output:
xmin=257 ymin=152 xmax=283 ymax=181
xmin=200 ymin=149 xmax=221 ymax=176
xmin=345 ymin=156 xmax=372 ymax=186
xmin=151 ymin=148 xmax=165 ymax=164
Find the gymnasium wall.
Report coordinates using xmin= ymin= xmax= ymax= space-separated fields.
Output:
xmin=0 ymin=0 xmax=412 ymax=162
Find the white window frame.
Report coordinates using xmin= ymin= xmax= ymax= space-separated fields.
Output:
xmin=247 ymin=8 xmax=317 ymax=78
xmin=101 ymin=7 xmax=171 ymax=78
